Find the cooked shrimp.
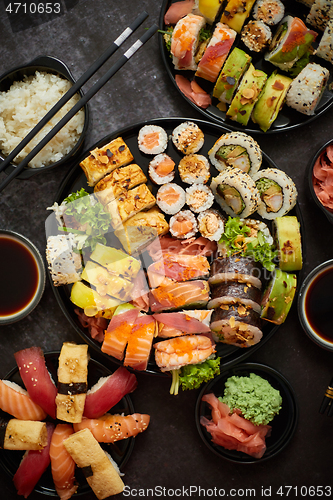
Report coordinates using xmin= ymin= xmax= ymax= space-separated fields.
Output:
xmin=154 ymin=334 xmax=215 ymax=372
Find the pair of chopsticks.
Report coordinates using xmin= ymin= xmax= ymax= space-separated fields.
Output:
xmin=319 ymin=377 xmax=333 ymax=416
xmin=0 ymin=12 xmax=158 ymax=193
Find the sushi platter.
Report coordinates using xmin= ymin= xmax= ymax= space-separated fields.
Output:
xmin=0 ymin=350 xmax=138 ymax=497
xmin=159 ymin=0 xmax=333 ymax=134
xmin=46 ymin=117 xmax=304 ymax=379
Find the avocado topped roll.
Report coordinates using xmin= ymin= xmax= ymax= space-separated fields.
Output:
xmin=220 ymin=0 xmax=257 ymax=33
xmin=264 ymin=16 xmax=317 ymax=71
xmin=208 ymin=131 xmax=262 ymax=176
xmin=210 ymin=167 xmax=260 ymax=218
xmin=252 ymin=71 xmax=292 ymax=132
xmin=226 ymin=64 xmax=267 ymax=126
xmin=252 ymin=168 xmax=297 ymax=219
xmin=213 ymin=47 xmax=252 ymax=104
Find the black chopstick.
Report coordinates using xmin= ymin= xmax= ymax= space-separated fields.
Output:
xmin=0 ymin=11 xmax=149 ymax=178
xmin=319 ymin=377 xmax=333 ymax=416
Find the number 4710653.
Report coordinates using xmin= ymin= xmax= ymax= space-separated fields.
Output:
xmin=5 ymin=3 xmax=61 ymax=14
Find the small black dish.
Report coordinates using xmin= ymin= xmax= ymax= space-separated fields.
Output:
xmin=308 ymin=138 xmax=333 ymax=224
xmin=0 ymin=55 xmax=90 ymax=179
xmin=0 ymin=351 xmax=134 ymax=497
xmin=195 ymin=362 xmax=298 ymax=464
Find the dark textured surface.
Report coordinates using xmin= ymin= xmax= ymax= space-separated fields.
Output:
xmin=0 ymin=1 xmax=332 ymax=498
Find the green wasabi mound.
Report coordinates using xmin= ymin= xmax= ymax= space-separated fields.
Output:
xmin=219 ymin=373 xmax=282 ymax=426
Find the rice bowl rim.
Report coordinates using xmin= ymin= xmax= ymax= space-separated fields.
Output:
xmin=0 ymin=54 xmax=90 ymax=180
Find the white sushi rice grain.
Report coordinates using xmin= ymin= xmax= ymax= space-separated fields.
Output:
xmin=185 ymin=184 xmax=214 ymax=212
xmin=169 ymin=210 xmax=198 ymax=239
xmin=285 ymin=62 xmax=329 ymax=115
xmin=197 ymin=209 xmax=225 ymax=241
xmin=172 ymin=121 xmax=204 ymax=154
xmin=316 ymin=18 xmax=333 ymax=63
xmin=253 ymin=0 xmax=285 ymax=25
xmin=138 ymin=125 xmax=168 ymax=154
xmin=0 ymin=71 xmax=84 ymax=168
xmin=148 ymin=153 xmax=175 ymax=185
xmin=306 ymin=0 xmax=333 ymax=31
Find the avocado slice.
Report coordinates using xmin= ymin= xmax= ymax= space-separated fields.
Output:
xmin=213 ymin=47 xmax=252 ymax=103
xmin=216 ymin=184 xmax=245 ymax=215
xmin=226 ymin=64 xmax=267 ymax=126
xmin=252 ymin=72 xmax=292 ymax=132
xmin=220 ymin=0 xmax=256 ymax=33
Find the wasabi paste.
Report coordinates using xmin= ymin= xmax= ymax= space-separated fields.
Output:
xmin=219 ymin=373 xmax=282 ymax=425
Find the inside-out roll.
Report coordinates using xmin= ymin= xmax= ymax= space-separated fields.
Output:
xmin=252 ymin=168 xmax=297 ymax=219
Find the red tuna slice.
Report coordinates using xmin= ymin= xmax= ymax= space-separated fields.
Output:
xmin=153 ymin=312 xmax=211 ymax=333
xmin=14 ymin=346 xmax=58 ymax=420
xmin=13 ymin=422 xmax=54 ymax=498
xmin=164 ymin=0 xmax=194 ymax=25
xmin=83 ymin=366 xmax=138 ymax=419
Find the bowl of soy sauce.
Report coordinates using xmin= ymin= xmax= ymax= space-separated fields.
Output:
xmin=298 ymin=260 xmax=333 ymax=352
xmin=0 ymin=230 xmax=46 ymax=325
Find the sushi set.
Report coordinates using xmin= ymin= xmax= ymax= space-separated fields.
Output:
xmin=0 ymin=345 xmax=147 ymax=498
xmin=44 ymin=117 xmax=303 ymax=393
xmin=159 ymin=0 xmax=333 ymax=133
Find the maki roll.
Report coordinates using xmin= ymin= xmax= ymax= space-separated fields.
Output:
xmin=138 ymin=125 xmax=168 ymax=155
xmin=148 ymin=154 xmax=175 ymax=185
xmin=169 ymin=210 xmax=198 ymax=238
xmin=306 ymin=0 xmax=333 ymax=31
xmin=172 ymin=121 xmax=204 ymax=154
xmin=195 ymin=22 xmax=237 ymax=82
xmin=170 ymin=13 xmax=206 ymax=71
xmin=261 ymin=269 xmax=297 ymax=324
xmin=265 ymin=16 xmax=318 ymax=71
xmin=226 ymin=64 xmax=267 ymax=126
xmin=251 ymin=72 xmax=293 ymax=132
xmin=253 ymin=0 xmax=285 ymax=25
xmin=185 ymin=184 xmax=214 ymax=212
xmin=208 ymin=131 xmax=262 ymax=175
xmin=213 ymin=47 xmax=252 ymax=104
xmin=197 ymin=209 xmax=225 ymax=241
xmin=156 ymin=183 xmax=186 ymax=215
xmin=241 ymin=20 xmax=272 ymax=52
xmin=210 ymin=167 xmax=261 ymax=218
xmin=220 ymin=0 xmax=257 ymax=33
xmin=178 ymin=154 xmax=210 ymax=184
xmin=316 ymin=18 xmax=333 ymax=63
xmin=285 ymin=63 xmax=329 ymax=116
xmin=252 ymin=168 xmax=297 ymax=219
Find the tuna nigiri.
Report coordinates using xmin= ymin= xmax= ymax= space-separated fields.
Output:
xmin=83 ymin=366 xmax=138 ymax=419
xmin=0 ymin=380 xmax=47 ymax=421
xmin=13 ymin=422 xmax=54 ymax=498
xmin=14 ymin=346 xmax=58 ymax=419
xmin=49 ymin=424 xmax=78 ymax=500
xmin=73 ymin=413 xmax=150 ymax=443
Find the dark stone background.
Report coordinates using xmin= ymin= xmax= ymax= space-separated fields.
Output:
xmin=0 ymin=1 xmax=332 ymax=498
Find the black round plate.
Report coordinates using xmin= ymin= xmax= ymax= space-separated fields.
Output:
xmin=0 ymin=351 xmax=134 ymax=497
xmin=159 ymin=1 xmax=333 ymax=134
xmin=195 ymin=362 xmax=298 ymax=463
xmin=48 ymin=117 xmax=303 ymax=375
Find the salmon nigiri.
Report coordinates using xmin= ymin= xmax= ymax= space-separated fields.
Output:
xmin=73 ymin=413 xmax=150 ymax=443
xmin=50 ymin=424 xmax=78 ymax=500
xmin=0 ymin=379 xmax=47 ymax=421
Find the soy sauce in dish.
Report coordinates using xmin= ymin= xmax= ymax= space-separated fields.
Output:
xmin=305 ymin=267 xmax=333 ymax=343
xmin=0 ymin=236 xmax=39 ymax=317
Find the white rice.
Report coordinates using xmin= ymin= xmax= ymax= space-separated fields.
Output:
xmin=253 ymin=0 xmax=285 ymax=25
xmin=138 ymin=125 xmax=168 ymax=155
xmin=0 ymin=71 xmax=85 ymax=168
xmin=185 ymin=184 xmax=214 ymax=212
xmin=156 ymin=183 xmax=186 ymax=215
xmin=316 ymin=18 xmax=333 ymax=63
xmin=172 ymin=121 xmax=204 ymax=155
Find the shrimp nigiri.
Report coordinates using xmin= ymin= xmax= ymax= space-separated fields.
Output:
xmin=73 ymin=413 xmax=150 ymax=443
xmin=49 ymin=424 xmax=78 ymax=500
xmin=154 ymin=334 xmax=215 ymax=372
xmin=0 ymin=379 xmax=47 ymax=421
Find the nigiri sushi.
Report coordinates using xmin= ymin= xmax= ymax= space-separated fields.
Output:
xmin=14 ymin=346 xmax=58 ymax=419
xmin=154 ymin=334 xmax=215 ymax=371
xmin=101 ymin=305 xmax=155 ymax=371
xmin=0 ymin=379 xmax=47 ymax=421
xmin=83 ymin=366 xmax=138 ymax=419
xmin=73 ymin=413 xmax=150 ymax=443
xmin=50 ymin=424 xmax=78 ymax=500
xmin=13 ymin=422 xmax=54 ymax=499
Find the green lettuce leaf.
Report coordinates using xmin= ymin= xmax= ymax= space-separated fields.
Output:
xmin=178 ymin=357 xmax=221 ymax=392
